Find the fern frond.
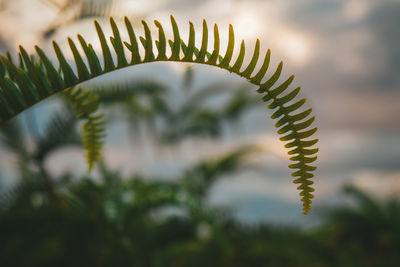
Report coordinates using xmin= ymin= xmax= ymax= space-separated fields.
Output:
xmin=81 ymin=114 xmax=105 ymax=171
xmin=0 ymin=15 xmax=318 ymax=213
xmin=63 ymin=87 xmax=105 ymax=171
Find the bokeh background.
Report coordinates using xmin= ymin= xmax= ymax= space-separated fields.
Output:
xmin=0 ymin=0 xmax=400 ymax=266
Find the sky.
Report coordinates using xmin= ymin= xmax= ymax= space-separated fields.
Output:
xmin=0 ymin=0 xmax=399 ymax=225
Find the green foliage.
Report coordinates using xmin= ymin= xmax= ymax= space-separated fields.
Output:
xmin=314 ymin=186 xmax=400 ymax=266
xmin=2 ymin=167 xmax=400 ymax=266
xmin=63 ymin=87 xmax=105 ymax=170
xmin=95 ymin=81 xmax=170 ymax=125
xmin=33 ymin=109 xmax=80 ymax=163
xmin=181 ymin=146 xmax=255 ymax=200
xmin=0 ymin=15 xmax=318 ymax=213
xmin=95 ymin=76 xmax=260 ymax=144
xmin=0 ymin=118 xmax=27 ymax=159
xmin=0 ymin=108 xmax=81 ymax=167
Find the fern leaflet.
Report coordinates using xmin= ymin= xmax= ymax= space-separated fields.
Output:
xmin=63 ymin=87 xmax=105 ymax=171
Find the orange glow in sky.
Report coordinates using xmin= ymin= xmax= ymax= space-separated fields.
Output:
xmin=278 ymin=30 xmax=312 ymax=66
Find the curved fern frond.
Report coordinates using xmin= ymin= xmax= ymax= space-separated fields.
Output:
xmin=0 ymin=15 xmax=318 ymax=214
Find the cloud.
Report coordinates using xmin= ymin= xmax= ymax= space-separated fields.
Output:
xmin=351 ymin=169 xmax=400 ymax=198
xmin=318 ymin=131 xmax=400 ymax=171
xmin=363 ymin=1 xmax=400 ymax=89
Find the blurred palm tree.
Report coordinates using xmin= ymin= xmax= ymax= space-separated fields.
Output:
xmin=315 ymin=185 xmax=400 ymax=266
xmin=96 ymin=67 xmax=261 ymax=143
xmin=0 ymin=107 xmax=81 ymax=207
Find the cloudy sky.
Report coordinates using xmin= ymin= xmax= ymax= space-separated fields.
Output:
xmin=0 ymin=0 xmax=399 ymax=225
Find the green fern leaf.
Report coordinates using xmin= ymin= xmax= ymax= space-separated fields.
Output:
xmin=63 ymin=87 xmax=104 ymax=171
xmin=82 ymin=114 xmax=105 ymax=171
xmin=0 ymin=15 xmax=318 ymax=214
